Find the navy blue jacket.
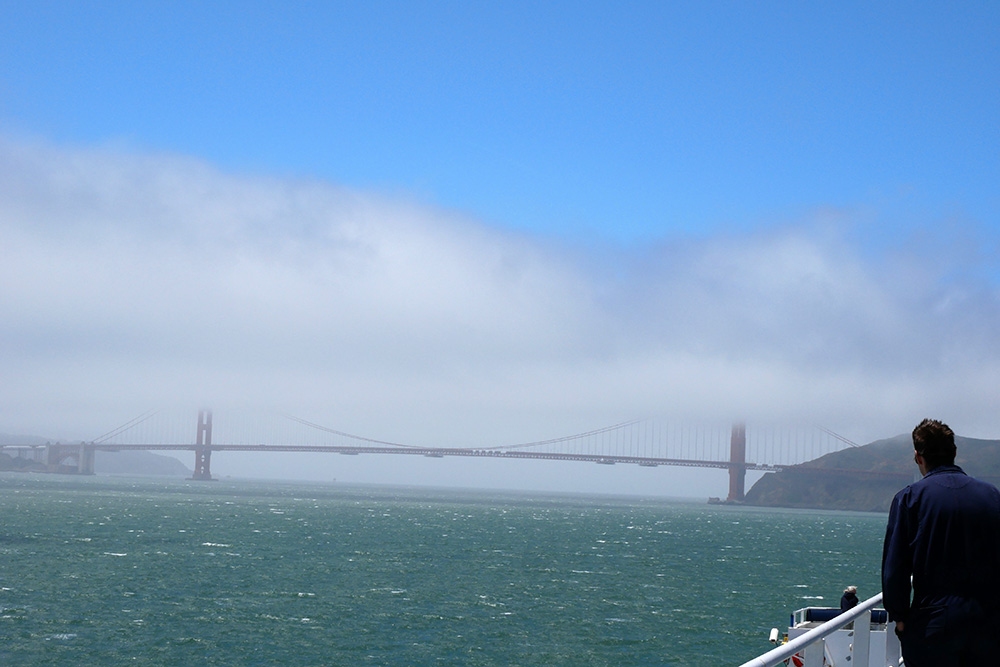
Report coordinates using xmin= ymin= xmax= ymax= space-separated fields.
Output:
xmin=882 ymin=465 xmax=1000 ymax=625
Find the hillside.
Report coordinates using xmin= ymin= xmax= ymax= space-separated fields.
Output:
xmin=744 ymin=435 xmax=1000 ymax=512
xmin=94 ymin=450 xmax=192 ymax=476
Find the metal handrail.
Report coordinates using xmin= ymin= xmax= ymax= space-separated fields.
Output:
xmin=738 ymin=592 xmax=902 ymax=667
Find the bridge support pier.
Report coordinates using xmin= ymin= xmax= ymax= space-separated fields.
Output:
xmin=191 ymin=409 xmax=215 ymax=481
xmin=44 ymin=442 xmax=95 ymax=475
xmin=78 ymin=443 xmax=95 ymax=474
xmin=727 ymin=423 xmax=747 ymax=503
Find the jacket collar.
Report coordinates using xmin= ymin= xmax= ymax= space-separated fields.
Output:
xmin=923 ymin=464 xmax=965 ymax=478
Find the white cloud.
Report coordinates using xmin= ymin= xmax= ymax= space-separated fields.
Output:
xmin=2 ymin=136 xmax=999 ymax=494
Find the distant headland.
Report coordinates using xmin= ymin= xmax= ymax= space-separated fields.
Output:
xmin=744 ymin=434 xmax=1000 ymax=513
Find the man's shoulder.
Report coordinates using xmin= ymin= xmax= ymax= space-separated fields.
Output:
xmin=889 ymin=482 xmax=919 ymax=513
xmin=964 ymin=474 xmax=1000 ymax=498
xmin=928 ymin=466 xmax=998 ymax=490
xmin=892 ymin=482 xmax=915 ymax=502
xmin=902 ymin=469 xmax=1000 ymax=513
xmin=893 ymin=468 xmax=1000 ymax=503
xmin=893 ymin=469 xmax=961 ymax=500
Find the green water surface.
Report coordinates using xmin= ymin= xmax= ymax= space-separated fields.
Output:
xmin=0 ymin=474 xmax=886 ymax=665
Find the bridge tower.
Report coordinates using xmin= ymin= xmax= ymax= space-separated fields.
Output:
xmin=191 ymin=409 xmax=215 ymax=480
xmin=726 ymin=423 xmax=747 ymax=502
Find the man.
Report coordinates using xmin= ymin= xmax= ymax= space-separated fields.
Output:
xmin=840 ymin=585 xmax=858 ymax=613
xmin=881 ymin=419 xmax=1000 ymax=666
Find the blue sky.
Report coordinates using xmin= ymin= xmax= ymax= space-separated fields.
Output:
xmin=4 ymin=2 xmax=997 ymax=243
xmin=1 ymin=3 xmax=999 ymax=495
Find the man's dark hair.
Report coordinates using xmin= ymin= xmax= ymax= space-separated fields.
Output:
xmin=912 ymin=418 xmax=957 ymax=469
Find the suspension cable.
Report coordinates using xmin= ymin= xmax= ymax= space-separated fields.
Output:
xmin=92 ymin=410 xmax=160 ymax=444
xmin=283 ymin=413 xmax=645 ymax=452
xmin=281 ymin=414 xmax=422 ymax=448
xmin=488 ymin=419 xmax=645 ymax=452
xmin=813 ymin=425 xmax=859 ymax=448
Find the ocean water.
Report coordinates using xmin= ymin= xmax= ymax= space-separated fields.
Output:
xmin=0 ymin=474 xmax=886 ymax=665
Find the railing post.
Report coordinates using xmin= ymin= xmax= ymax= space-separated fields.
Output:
xmin=852 ymin=608 xmax=871 ymax=667
xmin=885 ymin=622 xmax=902 ymax=666
xmin=802 ymin=640 xmax=823 ymax=666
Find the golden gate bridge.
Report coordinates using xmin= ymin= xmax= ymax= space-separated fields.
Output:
xmin=1 ymin=409 xmax=888 ymax=501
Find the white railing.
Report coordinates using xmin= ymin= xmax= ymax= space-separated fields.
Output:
xmin=738 ymin=592 xmax=902 ymax=667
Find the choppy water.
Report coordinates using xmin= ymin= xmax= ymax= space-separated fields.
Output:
xmin=0 ymin=474 xmax=886 ymax=665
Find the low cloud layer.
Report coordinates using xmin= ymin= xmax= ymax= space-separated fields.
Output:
xmin=2 ymin=137 xmax=999 ymax=492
